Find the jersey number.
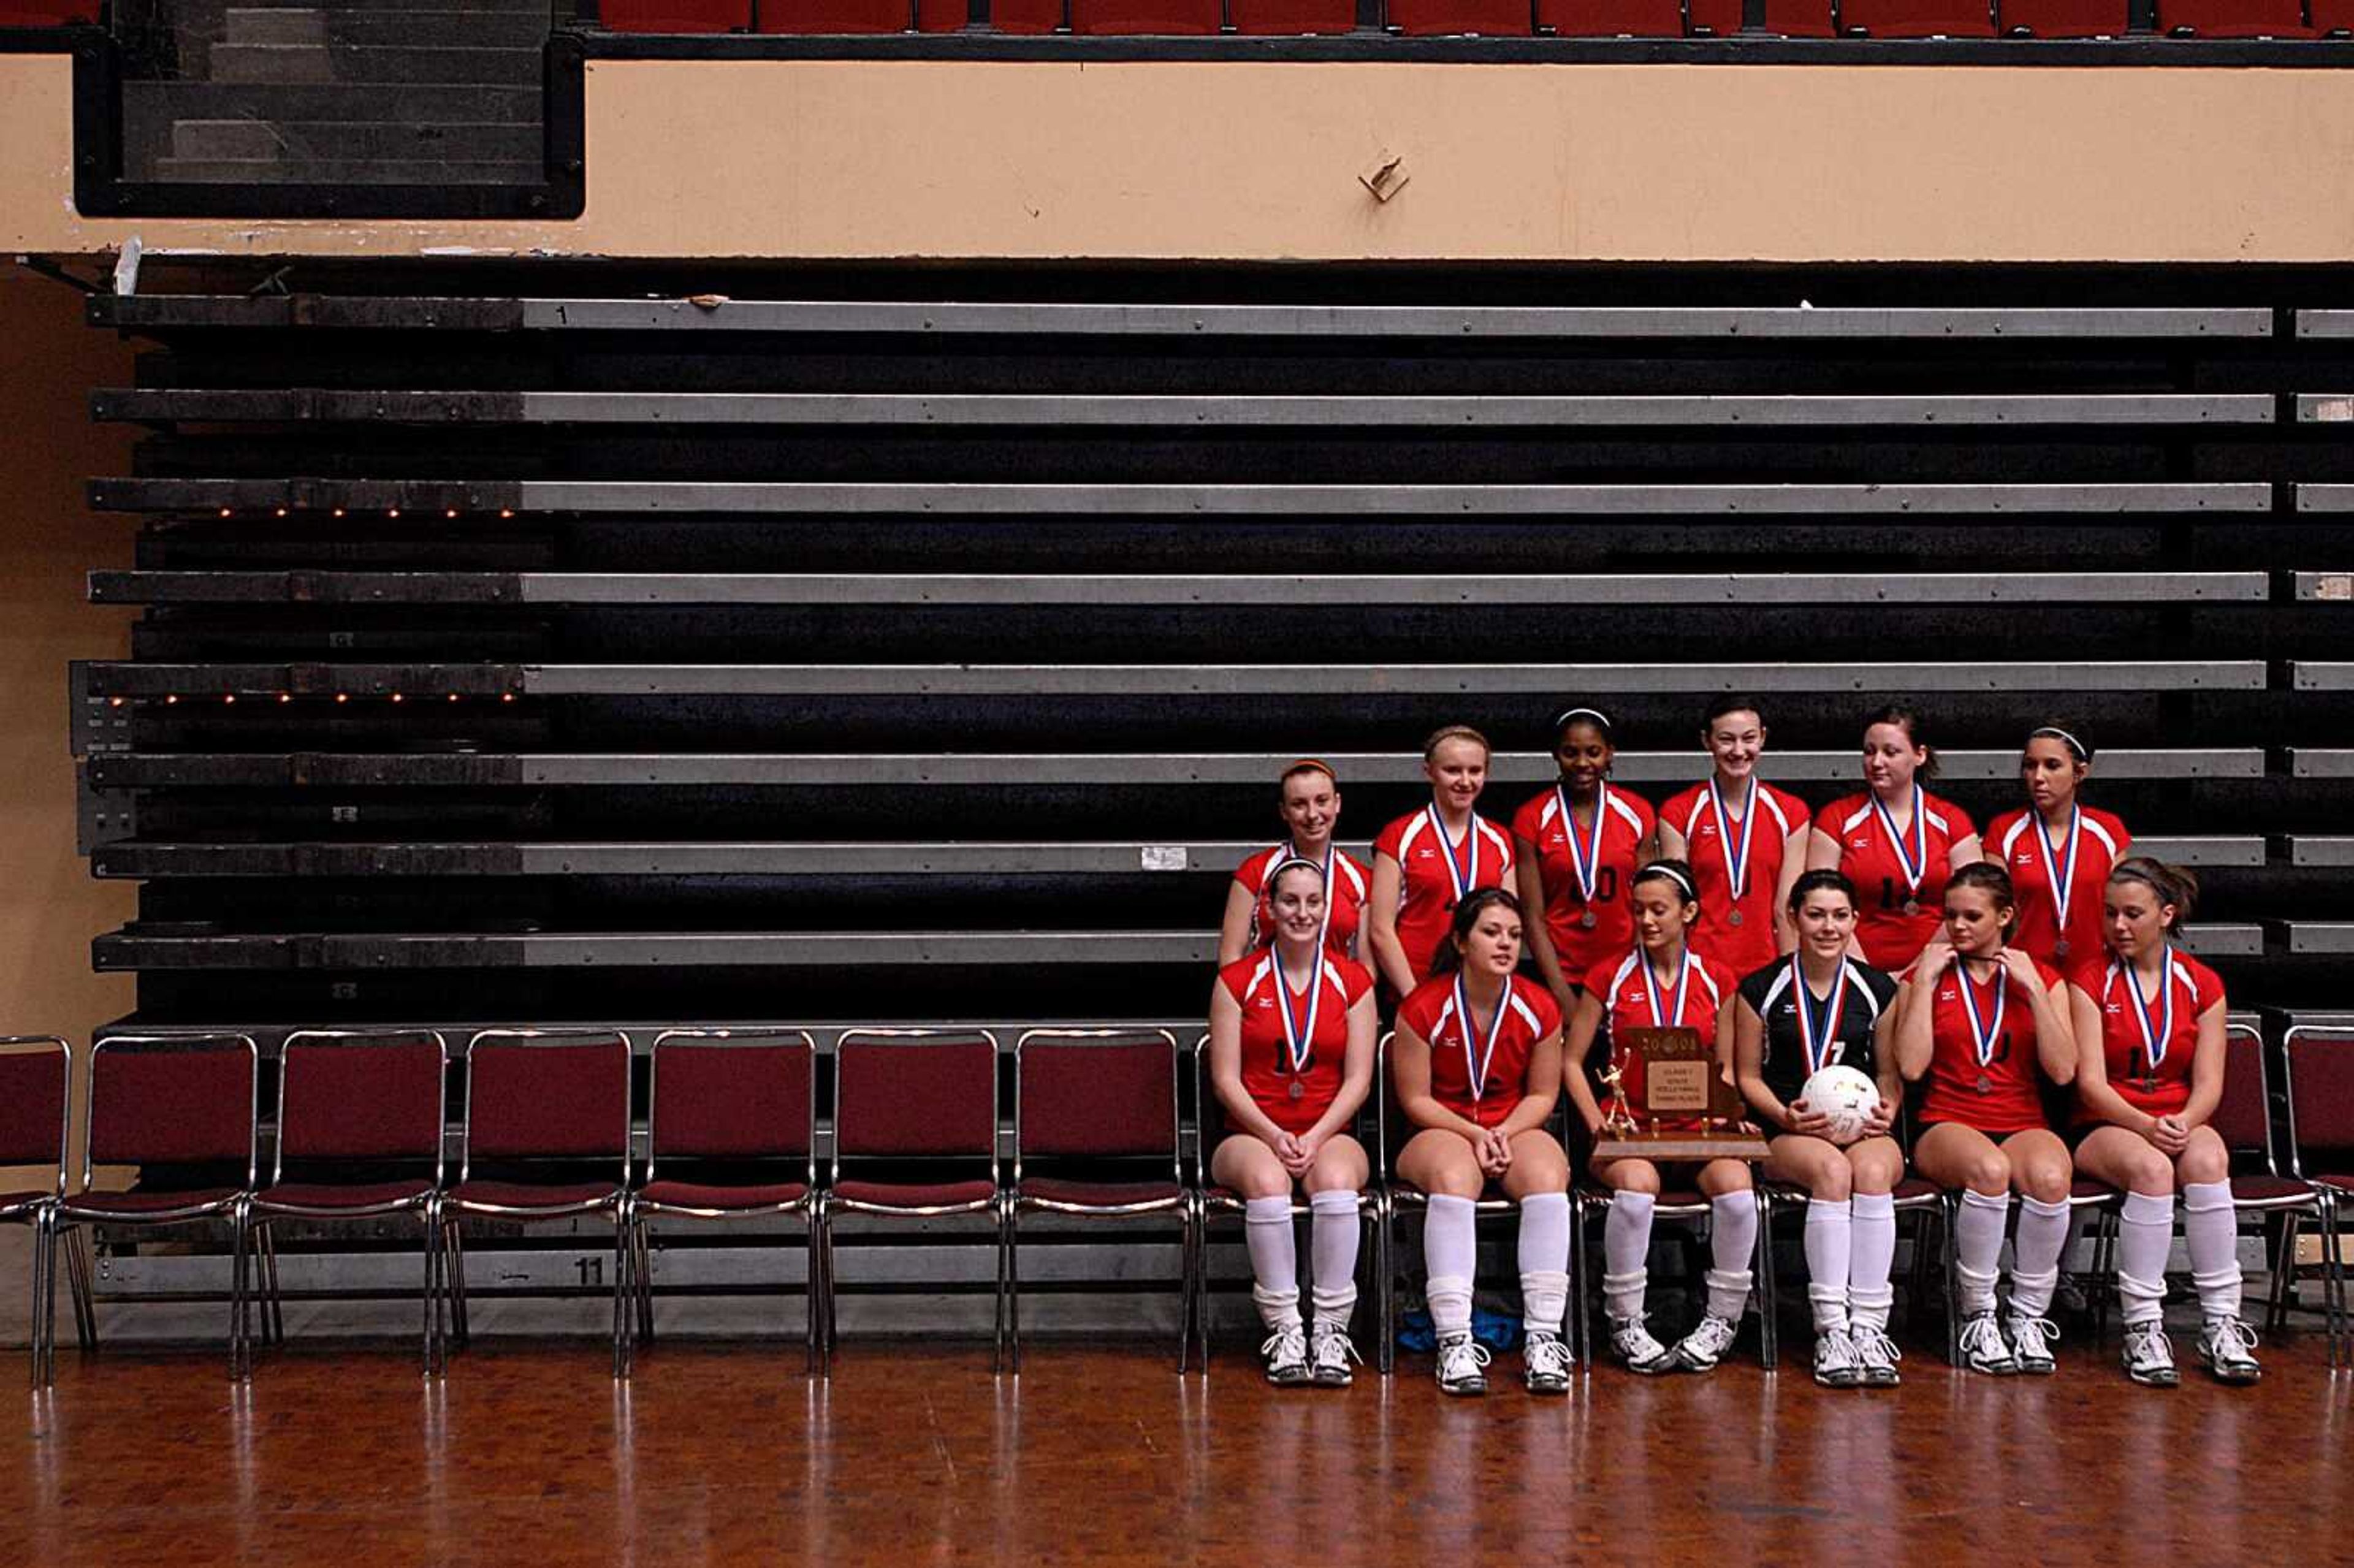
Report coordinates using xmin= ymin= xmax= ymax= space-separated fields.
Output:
xmin=1590 ymin=867 xmax=1618 ymax=905
xmin=1879 ymin=877 xmax=1909 ymax=913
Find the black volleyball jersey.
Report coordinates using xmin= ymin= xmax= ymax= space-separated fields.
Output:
xmin=1737 ymin=956 xmax=1900 ymax=1106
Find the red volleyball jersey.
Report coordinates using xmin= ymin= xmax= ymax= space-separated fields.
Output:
xmin=1985 ymin=805 xmax=2130 ymax=970
xmin=1583 ymin=946 xmax=1737 ymax=1125
xmin=1659 ymin=777 xmax=1811 ymax=975
xmin=1396 ymin=972 xmax=1562 ymax=1130
xmin=1219 ymin=951 xmax=1375 ymax=1133
xmin=1916 ymin=954 xmax=2066 ymax=1135
xmin=2069 ymin=949 xmax=2223 ymax=1124
xmin=1373 ymin=807 xmax=1515 ymax=983
xmin=1511 ymin=783 xmax=1656 ymax=984
xmin=1816 ymin=789 xmax=1976 ymax=972
xmin=1232 ymin=842 xmax=1371 ymax=960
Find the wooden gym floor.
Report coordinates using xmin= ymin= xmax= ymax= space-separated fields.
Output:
xmin=7 ymin=1311 xmax=2353 ymax=1568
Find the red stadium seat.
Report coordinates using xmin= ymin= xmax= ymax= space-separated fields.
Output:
xmin=1839 ymin=0 xmax=1996 ymax=33
xmin=0 ymin=1037 xmax=72 ymax=1386
xmin=1538 ymin=0 xmax=1685 ymax=35
xmin=1230 ymin=0 xmax=1358 ymax=29
xmin=1007 ymin=1030 xmax=1192 ymax=1369
xmin=0 ymin=2 xmax=101 ymax=26
xmin=754 ymin=0 xmax=918 ymax=29
xmin=821 ymin=1029 xmax=1007 ymax=1367
xmin=602 ymin=0 xmax=754 ymax=29
xmin=1760 ymin=0 xmax=1836 ymax=34
xmin=1997 ymin=0 xmax=2127 ymax=34
xmin=1069 ymin=0 xmax=1225 ymax=28
xmin=2315 ymin=0 xmax=2353 ymax=29
xmin=246 ymin=1030 xmax=449 ymax=1377
xmin=1685 ymin=0 xmax=1740 ymax=29
xmin=631 ymin=1029 xmax=819 ymax=1363
xmin=989 ymin=0 xmax=1062 ymax=28
xmin=1385 ymin=0 xmax=1533 ymax=34
xmin=2285 ymin=1026 xmax=2354 ymax=1359
xmin=442 ymin=1029 xmax=635 ymax=1376
xmin=53 ymin=1033 xmax=259 ymax=1381
xmin=2155 ymin=0 xmax=2314 ymax=32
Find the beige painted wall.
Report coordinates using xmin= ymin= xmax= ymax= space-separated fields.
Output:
xmin=4 ymin=55 xmax=2354 ymax=262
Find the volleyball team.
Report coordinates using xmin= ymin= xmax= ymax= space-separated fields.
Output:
xmin=1203 ymin=701 xmax=2258 ymax=1396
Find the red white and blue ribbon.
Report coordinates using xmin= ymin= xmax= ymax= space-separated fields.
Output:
xmin=1558 ymin=780 xmax=1609 ymax=907
xmin=1274 ymin=954 xmax=1325 ymax=1077
xmin=1707 ymin=774 xmax=1759 ymax=902
xmin=1872 ymin=783 xmax=1930 ymax=899
xmin=2124 ymin=953 xmax=2179 ymax=1073
xmin=1791 ymin=954 xmax=1850 ymax=1078
xmin=1641 ymin=945 xmax=1697 ymax=1030
xmin=1452 ymin=972 xmax=1503 ymax=1103
xmin=2033 ymin=804 xmax=2082 ymax=939
xmin=1958 ymin=960 xmax=2008 ymax=1069
xmin=1425 ymin=804 xmax=1480 ymax=905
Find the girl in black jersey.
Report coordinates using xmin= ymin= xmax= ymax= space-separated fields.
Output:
xmin=1731 ymin=870 xmax=1905 ymax=1389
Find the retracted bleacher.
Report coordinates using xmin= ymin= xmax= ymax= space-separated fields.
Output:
xmin=75 ymin=277 xmax=2352 ymax=1035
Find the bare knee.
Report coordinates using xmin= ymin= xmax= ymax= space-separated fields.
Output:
xmin=1962 ymin=1154 xmax=2011 ymax=1197
xmin=1699 ymin=1160 xmax=1752 ymax=1198
xmin=2176 ymin=1139 xmax=2228 ymax=1189
xmin=1849 ymin=1146 xmax=1902 ymax=1197
xmin=1601 ymin=1159 xmax=1661 ymax=1197
xmin=2122 ymin=1147 xmax=2176 ymax=1198
xmin=1812 ymin=1161 xmax=1854 ymax=1203
xmin=2017 ymin=1160 xmax=2072 ymax=1206
xmin=1421 ymin=1159 xmax=1486 ymax=1201
xmin=1303 ymin=1144 xmax=1368 ymax=1197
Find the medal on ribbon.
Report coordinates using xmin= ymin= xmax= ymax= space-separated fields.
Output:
xmin=1453 ymin=972 xmax=1502 ymax=1105
xmin=1708 ymin=775 xmax=1758 ymax=931
xmin=1958 ymin=957 xmax=2008 ymax=1094
xmin=1642 ymin=944 xmax=1696 ymax=1030
xmin=1791 ymin=954 xmax=1849 ymax=1079
xmin=2124 ymin=954 xmax=2177 ymax=1093
xmin=2034 ymin=805 xmax=2082 ymax=962
xmin=1872 ymin=783 xmax=1931 ymax=915
xmin=1425 ymin=804 xmax=1480 ymax=909
xmin=1274 ymin=953 xmax=1324 ymax=1100
xmin=1560 ymin=782 xmax=1609 ymax=928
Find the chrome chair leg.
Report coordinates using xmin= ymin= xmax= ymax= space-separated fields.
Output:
xmin=1943 ymin=1192 xmax=1964 ymax=1367
xmin=256 ymin=1219 xmax=285 ymax=1347
xmin=610 ymin=1206 xmax=632 ymax=1380
xmin=64 ymin=1224 xmax=97 ymax=1352
xmin=1005 ymin=1203 xmax=1023 ymax=1374
xmin=633 ymin=1219 xmax=655 ymax=1346
xmin=1754 ymin=1190 xmax=1778 ymax=1372
xmin=803 ymin=1207 xmax=822 ymax=1376
xmin=443 ymin=1222 xmax=471 ymax=1347
xmin=1174 ymin=1198 xmax=1197 ymax=1374
xmin=28 ymin=1208 xmax=51 ymax=1388
xmin=421 ymin=1200 xmax=443 ymax=1378
xmin=229 ymin=1201 xmax=251 ymax=1382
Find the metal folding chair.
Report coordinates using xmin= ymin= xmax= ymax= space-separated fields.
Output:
xmin=0 ymin=1037 xmax=74 ymax=1386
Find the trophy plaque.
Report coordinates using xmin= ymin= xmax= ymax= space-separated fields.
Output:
xmin=1591 ymin=1026 xmax=1769 ymax=1162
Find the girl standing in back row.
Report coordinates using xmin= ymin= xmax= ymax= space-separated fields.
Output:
xmin=1658 ymin=696 xmax=1811 ymax=975
xmin=1515 ymin=706 xmax=1657 ymax=1019
xmin=1810 ymin=704 xmax=1981 ymax=972
xmin=1219 ymin=759 xmax=1371 ymax=965
xmin=1368 ymin=726 xmax=1515 ymax=997
xmin=1983 ymin=724 xmax=2130 ymax=970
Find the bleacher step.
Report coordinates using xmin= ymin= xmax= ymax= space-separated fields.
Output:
xmin=170 ymin=118 xmax=544 ymax=162
xmin=128 ymin=81 xmax=544 ymax=125
xmin=224 ymin=8 xmax=551 ymax=46
xmin=152 ymin=157 xmax=546 ymax=185
xmin=208 ymin=44 xmax=546 ymax=86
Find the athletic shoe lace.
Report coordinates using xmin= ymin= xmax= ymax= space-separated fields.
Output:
xmin=1814 ymin=1328 xmax=1861 ymax=1374
xmin=1958 ymin=1313 xmax=2013 ymax=1366
xmin=1310 ymin=1322 xmax=1361 ymax=1372
xmin=1525 ymin=1332 xmax=1574 ymax=1381
xmin=2007 ymin=1314 xmax=2062 ymax=1362
xmin=1438 ymin=1335 xmax=1492 ymax=1383
xmin=2124 ymin=1321 xmax=2176 ymax=1371
xmin=1260 ymin=1323 xmax=1307 ymax=1372
xmin=2206 ymin=1315 xmax=2260 ymax=1362
xmin=1852 ymin=1325 xmax=1903 ymax=1369
xmin=1683 ymin=1314 xmax=1739 ymax=1361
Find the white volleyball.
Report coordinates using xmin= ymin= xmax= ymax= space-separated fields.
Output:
xmin=1799 ymin=1065 xmax=1882 ymax=1147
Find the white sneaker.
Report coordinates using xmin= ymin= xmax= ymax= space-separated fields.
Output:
xmin=1672 ymin=1312 xmax=1741 ymax=1373
xmin=2198 ymin=1315 xmax=2263 ymax=1385
xmin=1308 ymin=1320 xmax=1360 ymax=1388
xmin=1523 ymin=1330 xmax=1573 ymax=1395
xmin=1435 ymin=1331 xmax=1490 ymax=1396
xmin=1811 ymin=1325 xmax=1864 ymax=1388
xmin=2120 ymin=1321 xmax=2178 ymax=1388
xmin=1609 ymin=1314 xmax=1676 ymax=1375
xmin=1851 ymin=1324 xmax=1903 ymax=1387
xmin=1957 ymin=1311 xmax=2018 ymax=1376
xmin=1259 ymin=1322 xmax=1310 ymax=1386
xmin=2005 ymin=1312 xmax=2060 ymax=1376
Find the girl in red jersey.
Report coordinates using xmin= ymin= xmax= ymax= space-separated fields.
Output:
xmin=1208 ymin=858 xmax=1380 ymax=1387
xmin=2066 ymin=859 xmax=2258 ymax=1387
xmin=1217 ymin=759 xmax=1371 ymax=966
xmin=1808 ymin=704 xmax=1982 ymax=971
xmin=1369 ymin=726 xmax=1515 ymax=998
xmin=1983 ymin=725 xmax=2130 ymax=970
xmin=1560 ymin=861 xmax=1756 ymax=1375
xmin=1514 ymin=707 xmax=1658 ymax=1019
xmin=1658 ymin=696 xmax=1811 ymax=976
xmin=1895 ymin=863 xmax=2078 ymax=1376
xmin=1730 ymin=870 xmax=1906 ymax=1388
xmin=1392 ymin=888 xmax=1572 ymax=1397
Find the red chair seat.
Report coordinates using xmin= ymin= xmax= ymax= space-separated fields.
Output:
xmin=0 ymin=3 xmax=101 ymax=25
xmin=1538 ymin=0 xmax=1685 ymax=33
xmin=1404 ymin=1179 xmax=1517 ymax=1206
xmin=755 ymin=0 xmax=916 ymax=30
xmin=445 ymin=1179 xmax=622 ymax=1213
xmin=2156 ymin=0 xmax=2312 ymax=32
xmin=252 ymin=1179 xmax=435 ymax=1213
xmin=638 ymin=1178 xmax=810 ymax=1211
xmin=1018 ymin=1177 xmax=1183 ymax=1209
xmin=832 ymin=1177 xmax=997 ymax=1210
xmin=1840 ymin=0 xmax=1996 ymax=32
xmin=1386 ymin=0 xmax=1533 ymax=33
xmin=601 ymin=0 xmax=753 ymax=28
xmin=61 ymin=1187 xmax=242 ymax=1218
xmin=1228 ymin=0 xmax=1357 ymax=29
xmin=1997 ymin=0 xmax=2126 ymax=32
xmin=2229 ymin=1173 xmax=2318 ymax=1206
xmin=2070 ymin=1178 xmax=2122 ymax=1203
xmin=2309 ymin=1171 xmax=2354 ymax=1193
xmin=1071 ymin=0 xmax=1224 ymax=29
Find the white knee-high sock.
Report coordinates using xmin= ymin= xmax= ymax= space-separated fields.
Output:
xmin=1515 ymin=1191 xmax=1571 ymax=1336
xmin=1308 ymin=1190 xmax=1361 ymax=1326
xmin=1604 ymin=1190 xmax=1655 ymax=1320
xmin=1849 ymin=1192 xmax=1899 ymax=1333
xmin=1804 ymin=1199 xmax=1853 ymax=1333
xmin=1244 ymin=1195 xmax=1300 ymax=1329
xmin=1423 ymin=1193 xmax=1477 ymax=1338
xmin=2116 ymin=1190 xmax=2176 ymax=1328
xmin=2009 ymin=1195 xmax=2072 ymax=1319
xmin=1955 ymin=1189 xmax=2010 ymax=1316
xmin=2181 ymin=1181 xmax=2244 ymax=1322
xmin=1706 ymin=1190 xmax=1759 ymax=1322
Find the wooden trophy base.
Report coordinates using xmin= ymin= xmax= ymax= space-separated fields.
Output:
xmin=1591 ymin=1127 xmax=1772 ymax=1163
